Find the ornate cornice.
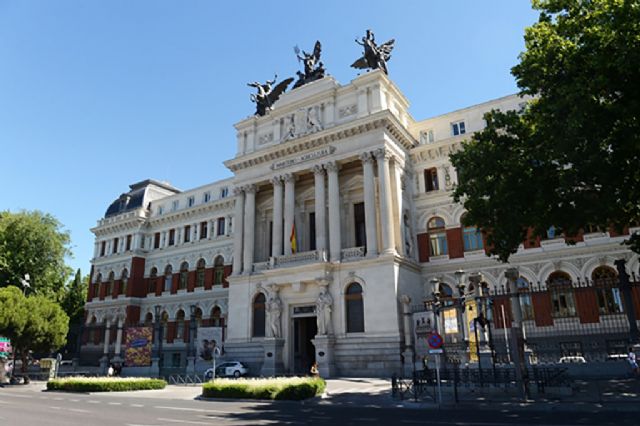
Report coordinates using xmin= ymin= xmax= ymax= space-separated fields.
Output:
xmin=224 ymin=110 xmax=417 ymax=173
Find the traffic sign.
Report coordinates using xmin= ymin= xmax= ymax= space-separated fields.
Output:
xmin=429 ymin=348 xmax=444 ymax=354
xmin=427 ymin=332 xmax=443 ymax=349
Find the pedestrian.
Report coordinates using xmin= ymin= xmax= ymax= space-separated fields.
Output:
xmin=628 ymin=347 xmax=638 ymax=377
xmin=310 ymin=362 xmax=319 ymax=378
xmin=107 ymin=364 xmax=114 ymax=377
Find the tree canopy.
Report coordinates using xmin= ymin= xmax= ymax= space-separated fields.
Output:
xmin=451 ymin=0 xmax=640 ymax=262
xmin=0 ymin=210 xmax=73 ymax=298
xmin=60 ymin=269 xmax=88 ymax=325
xmin=0 ymin=286 xmax=69 ymax=370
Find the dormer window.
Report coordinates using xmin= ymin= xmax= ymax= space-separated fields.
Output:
xmin=203 ymin=192 xmax=211 ymax=203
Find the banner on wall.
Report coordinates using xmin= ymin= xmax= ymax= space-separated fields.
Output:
xmin=197 ymin=327 xmax=223 ymax=361
xmin=443 ymin=309 xmax=459 ymax=334
xmin=124 ymin=327 xmax=153 ymax=367
xmin=0 ymin=337 xmax=11 ymax=358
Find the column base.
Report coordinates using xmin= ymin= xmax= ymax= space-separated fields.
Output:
xmin=260 ymin=338 xmax=285 ymax=377
xmin=186 ymin=356 xmax=196 ymax=375
xmin=110 ymin=355 xmax=123 ymax=365
xmin=99 ymin=356 xmax=109 ymax=375
xmin=150 ymin=357 xmax=160 ymax=378
xmin=312 ymin=335 xmax=337 ymax=378
xmin=402 ymin=348 xmax=415 ymax=378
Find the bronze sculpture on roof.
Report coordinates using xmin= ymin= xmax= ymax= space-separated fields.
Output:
xmin=351 ymin=29 xmax=395 ymax=74
xmin=247 ymin=75 xmax=294 ymax=116
xmin=292 ymin=40 xmax=326 ymax=89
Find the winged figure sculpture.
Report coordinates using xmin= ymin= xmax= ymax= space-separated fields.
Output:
xmin=248 ymin=75 xmax=294 ymax=116
xmin=351 ymin=29 xmax=395 ymax=74
xmin=293 ymin=40 xmax=326 ymax=89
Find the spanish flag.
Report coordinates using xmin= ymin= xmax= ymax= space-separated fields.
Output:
xmin=290 ymin=222 xmax=297 ymax=253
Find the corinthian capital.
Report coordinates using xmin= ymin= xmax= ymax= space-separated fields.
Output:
xmin=359 ymin=151 xmax=374 ymax=164
xmin=232 ymin=187 xmax=244 ymax=197
xmin=270 ymin=176 xmax=283 ymax=186
xmin=243 ymin=184 xmax=257 ymax=194
xmin=324 ymin=161 xmax=340 ymax=173
xmin=313 ymin=164 xmax=325 ymax=176
xmin=282 ymin=173 xmax=296 ymax=183
xmin=374 ymin=148 xmax=392 ymax=162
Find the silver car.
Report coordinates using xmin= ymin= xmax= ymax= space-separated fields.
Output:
xmin=205 ymin=361 xmax=249 ymax=379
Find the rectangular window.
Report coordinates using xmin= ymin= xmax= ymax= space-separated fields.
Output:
xmin=184 ymin=225 xmax=191 ymax=243
xmin=188 ymin=196 xmax=195 ymax=207
xmin=463 ymin=227 xmax=484 ymax=251
xmin=168 ymin=229 xmax=175 ymax=246
xmin=424 ymin=168 xmax=439 ymax=192
xmin=113 ymin=238 xmax=119 ymax=254
xmin=126 ymin=234 xmax=132 ymax=251
xmin=220 ymin=187 xmax=229 ymax=198
xmin=353 ymin=202 xmax=366 ymax=248
xmin=519 ymin=294 xmax=535 ymax=320
xmin=309 ymin=212 xmax=316 ymax=251
xmin=551 ymin=289 xmax=577 ymax=318
xmin=200 ymin=222 xmax=208 ymax=239
xmin=203 ymin=192 xmax=211 ymax=203
xmin=429 ymin=233 xmax=448 ymax=256
xmin=172 ymin=200 xmax=179 ymax=211
xmin=217 ymin=218 xmax=225 ymax=236
xmin=100 ymin=241 xmax=106 ymax=257
xmin=452 ymin=120 xmax=466 ymax=136
xmin=157 ymin=206 xmax=164 ymax=216
xmin=154 ymin=232 xmax=161 ymax=249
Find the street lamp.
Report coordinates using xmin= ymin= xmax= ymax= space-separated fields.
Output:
xmin=20 ymin=274 xmax=30 ymax=296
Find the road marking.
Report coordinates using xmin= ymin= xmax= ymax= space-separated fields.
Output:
xmin=52 ymin=397 xmax=63 ymax=401
xmin=69 ymin=398 xmax=80 ymax=402
xmin=69 ymin=408 xmax=91 ymax=414
xmin=154 ymin=406 xmax=232 ymax=415
xmin=1 ymin=393 xmax=30 ymax=398
xmin=157 ymin=418 xmax=210 ymax=425
xmin=88 ymin=400 xmax=100 ymax=403
xmin=130 ymin=403 xmax=145 ymax=407
xmin=108 ymin=402 xmax=122 ymax=405
xmin=49 ymin=406 xmax=62 ymax=410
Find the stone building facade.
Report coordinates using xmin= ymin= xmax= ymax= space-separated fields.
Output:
xmin=82 ymin=69 xmax=638 ymax=377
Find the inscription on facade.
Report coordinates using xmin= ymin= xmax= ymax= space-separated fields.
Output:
xmin=271 ymin=146 xmax=336 ymax=170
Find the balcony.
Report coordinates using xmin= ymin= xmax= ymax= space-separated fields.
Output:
xmin=251 ymin=247 xmax=368 ymax=272
xmin=340 ymin=246 xmax=365 ymax=261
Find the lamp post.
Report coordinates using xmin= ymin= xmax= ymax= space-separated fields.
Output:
xmin=505 ymin=267 xmax=529 ymax=400
xmin=20 ymin=274 xmax=30 ymax=296
xmin=153 ymin=305 xmax=162 ymax=371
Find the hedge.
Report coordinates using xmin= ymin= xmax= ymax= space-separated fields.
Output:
xmin=202 ymin=377 xmax=325 ymax=401
xmin=46 ymin=377 xmax=167 ymax=392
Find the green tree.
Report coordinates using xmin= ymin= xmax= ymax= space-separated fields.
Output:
xmin=0 ymin=210 xmax=73 ymax=298
xmin=451 ymin=0 xmax=640 ymax=262
xmin=60 ymin=269 xmax=88 ymax=325
xmin=0 ymin=287 xmax=69 ymax=372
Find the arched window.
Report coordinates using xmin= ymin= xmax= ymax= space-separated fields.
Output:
xmin=461 ymin=214 xmax=483 ymax=252
xmin=179 ymin=262 xmax=189 ymax=290
xmin=194 ymin=307 xmax=203 ymax=328
xmin=144 ymin=312 xmax=153 ymax=326
xmin=105 ymin=272 xmax=115 ymax=297
xmin=252 ymin=293 xmax=266 ymax=337
xmin=345 ymin=283 xmax=365 ymax=333
xmin=161 ymin=311 xmax=169 ymax=341
xmin=592 ymin=266 xmax=622 ymax=314
xmin=547 ymin=271 xmax=576 ymax=318
xmin=213 ymin=256 xmax=225 ymax=285
xmin=120 ymin=269 xmax=129 ymax=295
xmin=211 ymin=306 xmax=222 ymax=327
xmin=428 ymin=217 xmax=448 ymax=256
xmin=164 ymin=265 xmax=173 ymax=292
xmin=196 ymin=259 xmax=206 ymax=288
xmin=148 ymin=267 xmax=158 ymax=294
xmin=175 ymin=310 xmax=185 ymax=340
xmin=516 ymin=277 xmax=534 ymax=320
xmin=437 ymin=283 xmax=455 ymax=307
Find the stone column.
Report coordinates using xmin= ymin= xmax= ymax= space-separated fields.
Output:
xmin=93 ymin=242 xmax=99 ymax=258
xmin=360 ymin=152 xmax=378 ymax=257
xmin=232 ymin=188 xmax=245 ymax=275
xmin=206 ymin=220 xmax=212 ymax=240
xmin=313 ymin=165 xmax=327 ymax=257
xmin=375 ymin=148 xmax=395 ymax=255
xmin=326 ymin=161 xmax=341 ymax=262
xmin=271 ymin=176 xmax=284 ymax=257
xmin=400 ymin=295 xmax=414 ymax=377
xmin=100 ymin=318 xmax=111 ymax=374
xmin=283 ymin=174 xmax=296 ymax=255
xmin=113 ymin=316 xmax=124 ymax=362
xmin=243 ymin=185 xmax=257 ymax=274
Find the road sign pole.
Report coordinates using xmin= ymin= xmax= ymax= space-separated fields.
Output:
xmin=435 ymin=353 xmax=442 ymax=404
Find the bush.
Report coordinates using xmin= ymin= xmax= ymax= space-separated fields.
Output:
xmin=46 ymin=377 xmax=167 ymax=392
xmin=202 ymin=377 xmax=325 ymax=401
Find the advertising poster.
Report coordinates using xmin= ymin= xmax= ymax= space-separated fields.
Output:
xmin=124 ymin=327 xmax=153 ymax=367
xmin=197 ymin=327 xmax=223 ymax=361
xmin=443 ymin=309 xmax=459 ymax=334
xmin=0 ymin=337 xmax=11 ymax=358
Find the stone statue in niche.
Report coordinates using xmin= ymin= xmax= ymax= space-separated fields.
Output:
xmin=315 ymin=285 xmax=333 ymax=336
xmin=282 ymin=114 xmax=296 ymax=141
xmin=306 ymin=106 xmax=323 ymax=133
xmin=265 ymin=285 xmax=282 ymax=338
xmin=293 ymin=41 xmax=326 ymax=89
xmin=351 ymin=29 xmax=395 ymax=74
xmin=403 ymin=213 xmax=413 ymax=257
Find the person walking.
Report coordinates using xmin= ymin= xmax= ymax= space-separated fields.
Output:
xmin=628 ymin=347 xmax=638 ymax=377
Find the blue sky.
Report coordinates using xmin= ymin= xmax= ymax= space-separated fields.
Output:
xmin=0 ymin=1 xmax=538 ymax=277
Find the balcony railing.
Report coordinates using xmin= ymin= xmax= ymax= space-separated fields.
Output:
xmin=341 ymin=246 xmax=365 ymax=261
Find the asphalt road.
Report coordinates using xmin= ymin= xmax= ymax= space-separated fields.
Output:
xmin=0 ymin=383 xmax=638 ymax=426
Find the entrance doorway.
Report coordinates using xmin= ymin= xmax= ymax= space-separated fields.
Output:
xmin=293 ymin=316 xmax=317 ymax=375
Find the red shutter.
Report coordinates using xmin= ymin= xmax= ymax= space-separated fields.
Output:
xmin=223 ymin=265 xmax=232 ymax=288
xmin=574 ymin=288 xmax=600 ymax=324
xmin=187 ymin=271 xmax=196 ymax=292
xmin=204 ymin=268 xmax=214 ymax=290
xmin=632 ymin=287 xmax=640 ymax=320
xmin=166 ymin=322 xmax=176 ymax=343
xmin=183 ymin=320 xmax=190 ymax=342
xmin=417 ymin=233 xmax=429 ymax=262
xmin=171 ymin=273 xmax=179 ymax=294
xmin=446 ymin=227 xmax=464 ymax=259
xmin=523 ymin=227 xmax=541 ymax=249
xmin=155 ymin=279 xmax=163 ymax=296
xmin=531 ymin=292 xmax=554 ymax=327
xmin=492 ymin=296 xmax=512 ymax=329
xmin=113 ymin=280 xmax=121 ymax=299
xmin=130 ymin=257 xmax=145 ymax=298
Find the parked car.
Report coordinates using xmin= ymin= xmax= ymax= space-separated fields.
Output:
xmin=558 ymin=356 xmax=586 ymax=363
xmin=204 ymin=361 xmax=249 ymax=379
